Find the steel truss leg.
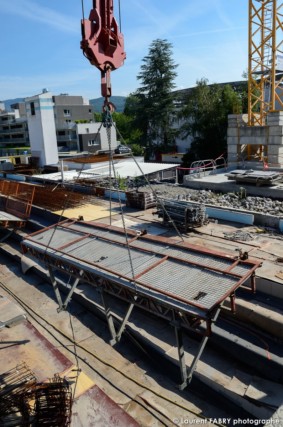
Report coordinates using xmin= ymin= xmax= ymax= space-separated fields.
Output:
xmin=99 ymin=289 xmax=136 ymax=346
xmin=174 ymin=308 xmax=221 ymax=390
xmin=61 ymin=270 xmax=84 ymax=311
xmin=48 ymin=266 xmax=63 ymax=310
xmin=174 ymin=323 xmax=188 ymax=390
xmin=48 ymin=266 xmax=83 ymax=312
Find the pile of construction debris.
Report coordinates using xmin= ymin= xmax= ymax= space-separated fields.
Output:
xmin=140 ymin=184 xmax=283 ymax=216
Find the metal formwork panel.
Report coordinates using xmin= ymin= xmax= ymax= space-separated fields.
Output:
xmin=29 ymin=227 xmax=85 ymax=248
xmin=130 ymin=239 xmax=233 ymax=270
xmin=64 ymin=237 xmax=161 ymax=278
xmin=70 ymin=222 xmax=130 ymax=244
xmin=138 ymin=259 xmax=237 ymax=310
xmin=22 ymin=220 xmax=261 ymax=316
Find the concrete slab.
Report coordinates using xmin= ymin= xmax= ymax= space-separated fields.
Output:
xmin=71 ymin=385 xmax=139 ymax=427
xmin=0 ymin=294 xmax=26 ymax=328
xmin=245 ymin=377 xmax=283 ymax=408
xmin=0 ymin=320 xmax=72 ymax=381
xmin=60 ymin=365 xmax=96 ymax=399
xmin=183 ymin=171 xmax=283 ymax=199
xmin=59 ymin=274 xmax=282 ymax=420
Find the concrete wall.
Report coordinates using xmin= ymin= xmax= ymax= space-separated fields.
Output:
xmin=227 ymin=111 xmax=283 ymax=168
xmin=55 ymin=105 xmax=93 ymax=128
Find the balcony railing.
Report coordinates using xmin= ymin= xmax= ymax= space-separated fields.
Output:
xmin=56 ymin=135 xmax=77 ymax=142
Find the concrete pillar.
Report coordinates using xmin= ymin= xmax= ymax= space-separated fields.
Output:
xmin=25 ymin=91 xmax=58 ymax=167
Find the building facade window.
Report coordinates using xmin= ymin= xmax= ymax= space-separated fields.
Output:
xmin=88 ymin=140 xmax=98 ymax=146
xmin=30 ymin=102 xmax=35 ymax=116
xmin=64 ymin=109 xmax=71 ymax=116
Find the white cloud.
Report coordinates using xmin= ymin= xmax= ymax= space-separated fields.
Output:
xmin=0 ymin=0 xmax=78 ymax=33
xmin=170 ymin=26 xmax=246 ymax=40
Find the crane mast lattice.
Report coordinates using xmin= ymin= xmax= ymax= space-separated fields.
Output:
xmin=248 ymin=0 xmax=283 ymax=126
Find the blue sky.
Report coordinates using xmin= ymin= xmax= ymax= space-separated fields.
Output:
xmin=0 ymin=0 xmax=248 ymax=101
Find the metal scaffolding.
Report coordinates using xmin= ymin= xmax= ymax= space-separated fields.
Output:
xmin=22 ymin=220 xmax=261 ymax=389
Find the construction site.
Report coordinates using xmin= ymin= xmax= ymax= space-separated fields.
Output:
xmin=0 ymin=0 xmax=283 ymax=426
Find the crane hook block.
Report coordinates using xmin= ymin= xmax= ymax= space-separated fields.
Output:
xmin=81 ymin=0 xmax=126 ymax=73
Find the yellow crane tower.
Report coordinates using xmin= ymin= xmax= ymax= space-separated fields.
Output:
xmin=248 ymin=0 xmax=283 ymax=126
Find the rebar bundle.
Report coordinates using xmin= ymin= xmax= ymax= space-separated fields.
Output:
xmin=0 ymin=365 xmax=72 ymax=427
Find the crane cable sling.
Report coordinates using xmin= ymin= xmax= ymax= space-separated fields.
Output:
xmin=118 ymin=0 xmax=122 ymax=32
xmin=42 ymin=121 xmax=104 ymax=259
xmin=103 ymin=107 xmax=138 ymax=292
xmin=113 ymin=123 xmax=185 ymax=242
xmin=81 ymin=0 xmax=85 ymax=20
xmin=79 ymin=0 xmax=183 ymax=241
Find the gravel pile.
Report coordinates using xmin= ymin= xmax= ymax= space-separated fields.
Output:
xmin=140 ymin=184 xmax=283 ymax=217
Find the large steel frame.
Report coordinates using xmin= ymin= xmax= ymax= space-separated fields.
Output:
xmin=248 ymin=0 xmax=283 ymax=126
xmin=21 ymin=219 xmax=261 ymax=388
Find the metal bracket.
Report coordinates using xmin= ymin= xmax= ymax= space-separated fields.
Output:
xmin=174 ymin=307 xmax=221 ymax=390
xmin=48 ymin=266 xmax=83 ymax=312
xmin=99 ymin=288 xmax=136 ymax=345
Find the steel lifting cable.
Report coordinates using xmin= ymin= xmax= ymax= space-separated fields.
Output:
xmin=103 ymin=109 xmax=138 ymax=292
xmin=81 ymin=0 xmax=85 ymax=20
xmin=118 ymin=0 xmax=122 ymax=32
xmin=43 ymin=120 xmax=104 ymax=257
xmin=113 ymin=123 xmax=185 ymax=242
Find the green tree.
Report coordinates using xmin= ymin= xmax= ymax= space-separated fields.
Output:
xmin=135 ymin=39 xmax=178 ymax=157
xmin=180 ymin=79 xmax=242 ymax=166
xmin=94 ymin=108 xmax=143 ymax=149
xmin=112 ymin=111 xmax=143 ymax=151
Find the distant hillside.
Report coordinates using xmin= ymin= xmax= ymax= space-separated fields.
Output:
xmin=2 ymin=98 xmax=24 ymax=111
xmin=2 ymin=96 xmax=127 ymax=113
xmin=90 ymin=96 xmax=126 ymax=112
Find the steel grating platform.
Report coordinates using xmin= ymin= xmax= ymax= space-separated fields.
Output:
xmin=21 ymin=219 xmax=262 ymax=388
xmin=21 ymin=219 xmax=261 ymax=317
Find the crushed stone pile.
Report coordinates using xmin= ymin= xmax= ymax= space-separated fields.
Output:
xmin=139 ymin=184 xmax=283 ymax=217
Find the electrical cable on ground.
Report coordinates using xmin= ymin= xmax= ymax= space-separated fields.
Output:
xmin=0 ymin=279 xmax=222 ymax=425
